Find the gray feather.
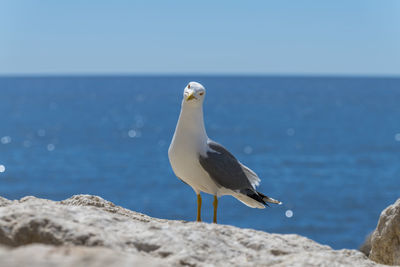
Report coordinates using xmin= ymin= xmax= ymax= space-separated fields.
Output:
xmin=198 ymin=140 xmax=254 ymax=191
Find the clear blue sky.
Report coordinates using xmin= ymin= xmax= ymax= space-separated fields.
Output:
xmin=1 ymin=0 xmax=399 ymax=76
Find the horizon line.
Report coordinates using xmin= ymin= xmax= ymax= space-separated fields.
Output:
xmin=0 ymin=72 xmax=399 ymax=79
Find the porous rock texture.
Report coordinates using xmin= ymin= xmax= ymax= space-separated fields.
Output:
xmin=0 ymin=244 xmax=163 ymax=267
xmin=369 ymin=198 xmax=400 ymax=266
xmin=0 ymin=195 xmax=385 ymax=266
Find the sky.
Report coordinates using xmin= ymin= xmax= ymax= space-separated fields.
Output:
xmin=1 ymin=0 xmax=399 ymax=76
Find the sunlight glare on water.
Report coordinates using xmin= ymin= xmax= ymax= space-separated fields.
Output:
xmin=1 ymin=136 xmax=11 ymax=144
xmin=128 ymin=129 xmax=137 ymax=138
xmin=287 ymin=128 xmax=295 ymax=136
xmin=285 ymin=210 xmax=294 ymax=218
xmin=47 ymin=144 xmax=55 ymax=151
xmin=37 ymin=129 xmax=46 ymax=137
xmin=23 ymin=140 xmax=32 ymax=148
xmin=243 ymin=145 xmax=253 ymax=154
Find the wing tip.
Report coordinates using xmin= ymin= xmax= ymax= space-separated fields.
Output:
xmin=256 ymin=191 xmax=282 ymax=205
xmin=263 ymin=197 xmax=282 ymax=205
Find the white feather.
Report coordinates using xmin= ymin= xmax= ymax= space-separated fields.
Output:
xmin=240 ymin=163 xmax=261 ymax=189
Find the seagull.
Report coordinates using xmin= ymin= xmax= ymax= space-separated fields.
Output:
xmin=168 ymin=82 xmax=281 ymax=223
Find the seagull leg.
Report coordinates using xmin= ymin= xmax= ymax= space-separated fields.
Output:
xmin=196 ymin=194 xmax=202 ymax=222
xmin=213 ymin=195 xmax=218 ymax=224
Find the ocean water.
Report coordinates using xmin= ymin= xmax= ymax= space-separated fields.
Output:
xmin=0 ymin=76 xmax=399 ymax=249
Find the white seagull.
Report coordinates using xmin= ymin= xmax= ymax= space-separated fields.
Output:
xmin=168 ymin=82 xmax=281 ymax=223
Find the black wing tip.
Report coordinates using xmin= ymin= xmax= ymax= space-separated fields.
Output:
xmin=241 ymin=189 xmax=282 ymax=207
xmin=241 ymin=189 xmax=268 ymax=206
xmin=257 ymin=191 xmax=282 ymax=205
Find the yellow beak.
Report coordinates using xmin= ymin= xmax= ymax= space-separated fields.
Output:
xmin=186 ymin=92 xmax=195 ymax=101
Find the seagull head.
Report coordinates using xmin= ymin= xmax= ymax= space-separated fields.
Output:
xmin=183 ymin=82 xmax=206 ymax=105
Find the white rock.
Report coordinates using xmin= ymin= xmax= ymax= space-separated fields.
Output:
xmin=0 ymin=195 xmax=383 ymax=266
xmin=0 ymin=244 xmax=162 ymax=267
xmin=0 ymin=197 xmax=11 ymax=207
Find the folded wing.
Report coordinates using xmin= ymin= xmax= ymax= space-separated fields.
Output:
xmin=199 ymin=140 xmax=258 ymax=192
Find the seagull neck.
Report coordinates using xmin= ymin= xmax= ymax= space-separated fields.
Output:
xmin=177 ymin=101 xmax=208 ymax=142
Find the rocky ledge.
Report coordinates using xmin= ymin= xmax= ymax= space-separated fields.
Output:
xmin=0 ymin=195 xmax=395 ymax=267
xmin=369 ymin=198 xmax=400 ymax=266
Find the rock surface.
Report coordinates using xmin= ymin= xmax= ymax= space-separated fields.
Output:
xmin=0 ymin=244 xmax=163 ymax=267
xmin=360 ymin=233 xmax=372 ymax=257
xmin=369 ymin=198 xmax=400 ymax=266
xmin=0 ymin=195 xmax=385 ymax=266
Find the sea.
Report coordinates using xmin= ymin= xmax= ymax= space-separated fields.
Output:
xmin=0 ymin=75 xmax=399 ymax=249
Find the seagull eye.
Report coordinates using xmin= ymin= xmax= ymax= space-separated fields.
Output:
xmin=199 ymin=92 xmax=204 ymax=96
xmin=188 ymin=84 xmax=191 ymax=89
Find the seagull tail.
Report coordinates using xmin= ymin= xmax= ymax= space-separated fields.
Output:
xmin=257 ymin=191 xmax=282 ymax=205
xmin=236 ymin=189 xmax=282 ymax=208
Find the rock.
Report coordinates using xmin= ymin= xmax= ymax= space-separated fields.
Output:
xmin=0 ymin=244 xmax=162 ymax=267
xmin=0 ymin=195 xmax=383 ymax=267
xmin=0 ymin=197 xmax=11 ymax=207
xmin=369 ymin=198 xmax=400 ymax=266
xmin=360 ymin=233 xmax=372 ymax=257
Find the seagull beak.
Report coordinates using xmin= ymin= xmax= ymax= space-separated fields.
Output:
xmin=186 ymin=92 xmax=195 ymax=101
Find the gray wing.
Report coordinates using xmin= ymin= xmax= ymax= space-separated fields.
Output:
xmin=199 ymin=140 xmax=254 ymax=191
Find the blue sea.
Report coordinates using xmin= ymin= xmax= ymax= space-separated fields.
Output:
xmin=0 ymin=76 xmax=399 ymax=249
